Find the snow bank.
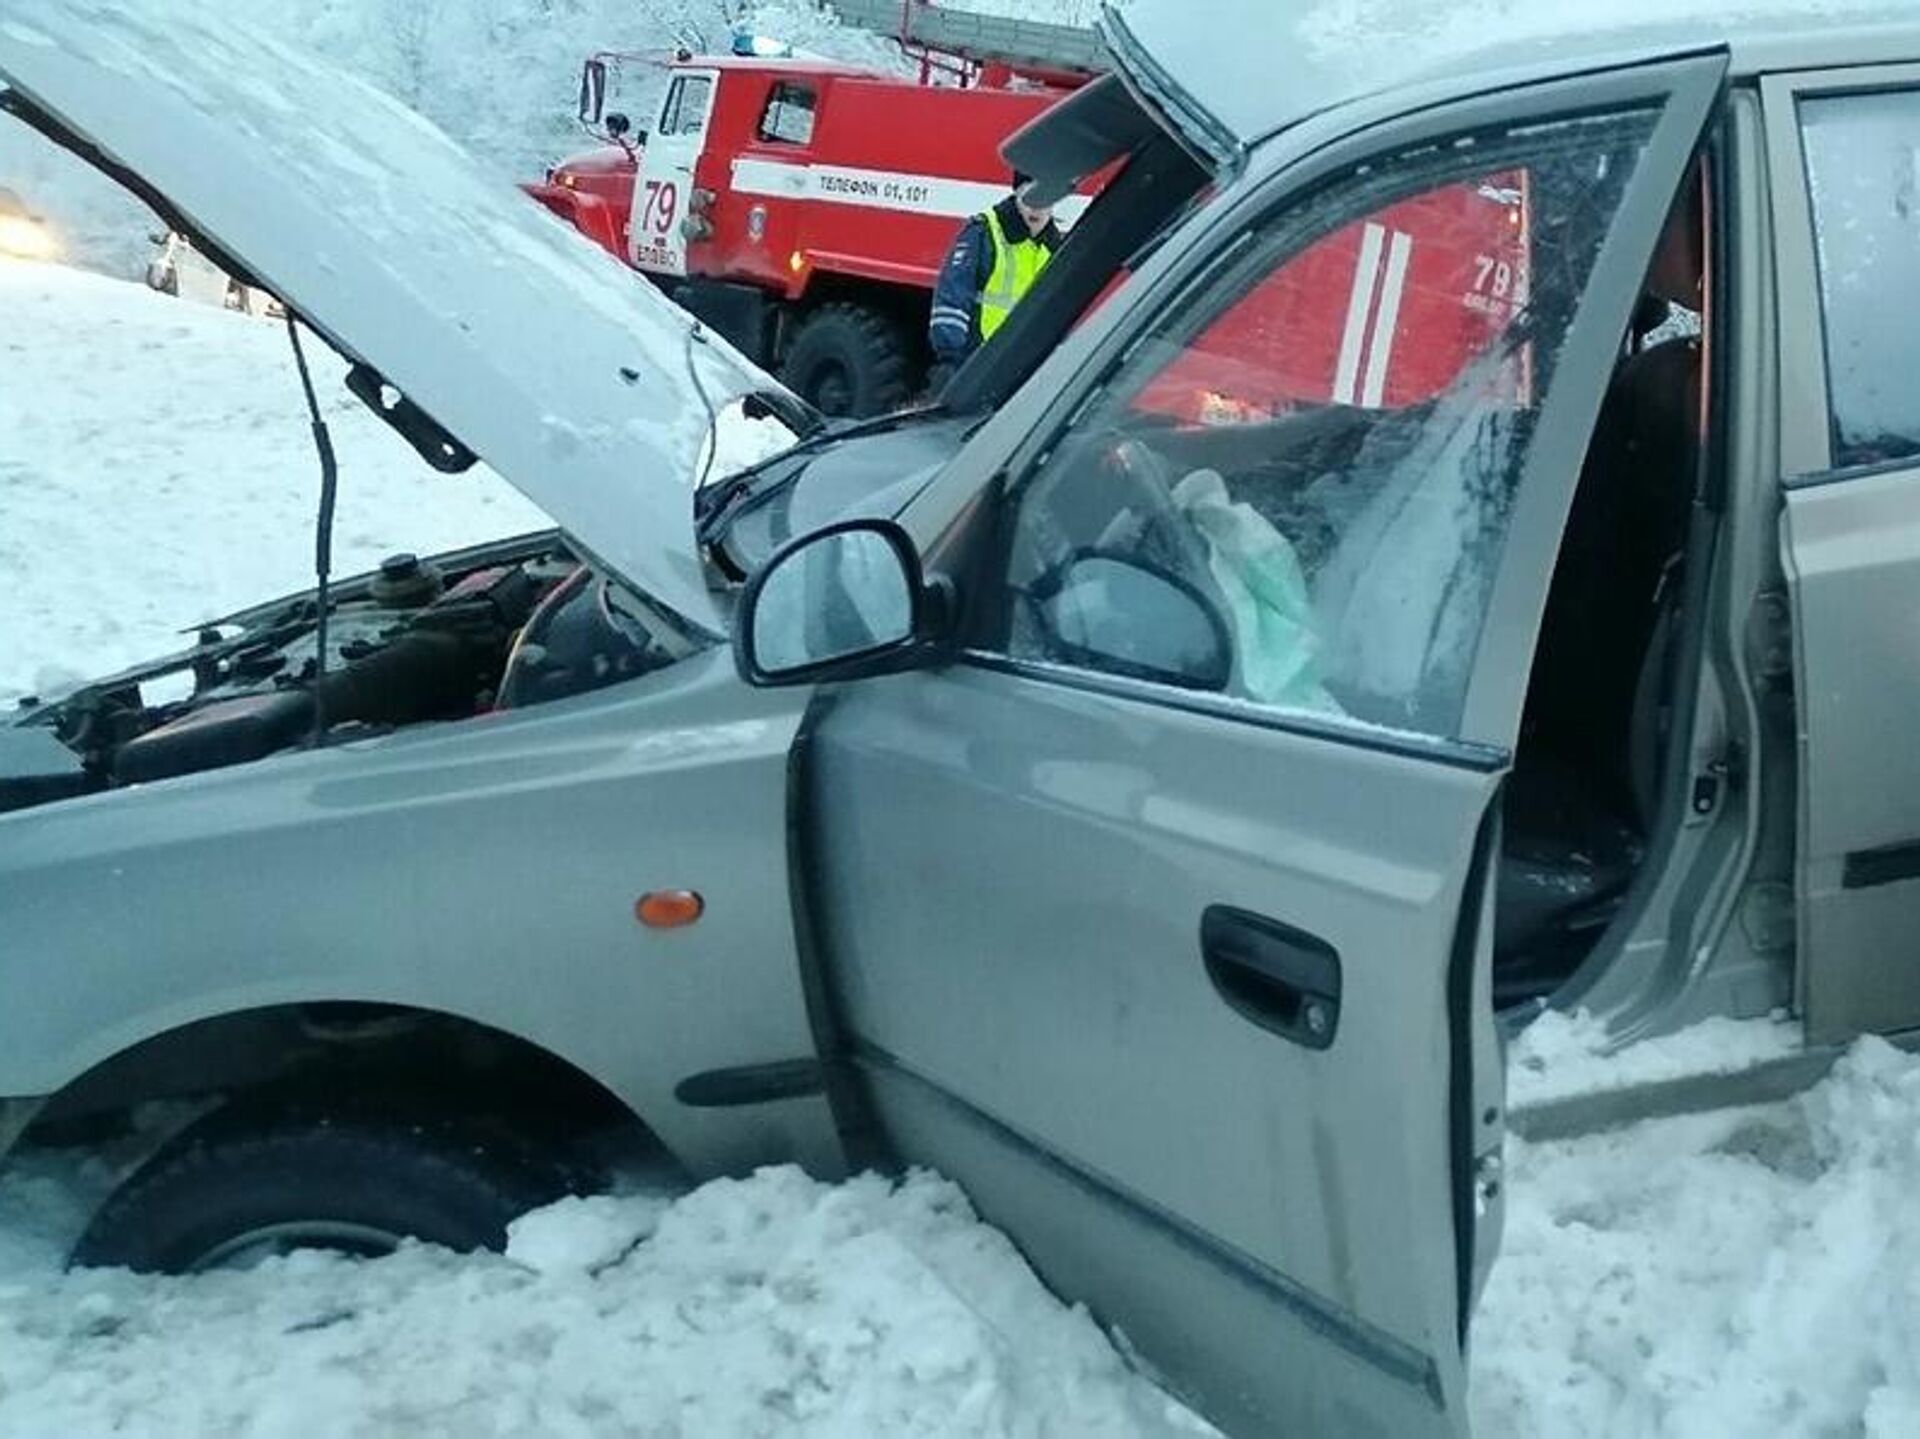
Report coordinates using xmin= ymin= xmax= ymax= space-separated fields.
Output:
xmin=0 ymin=1162 xmax=1205 ymax=1438
xmin=1474 ymin=1038 xmax=1920 ymax=1437
xmin=10 ymin=1043 xmax=1920 ymax=1436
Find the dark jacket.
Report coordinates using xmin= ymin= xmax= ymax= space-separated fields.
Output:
xmin=928 ymin=195 xmax=1063 ymax=366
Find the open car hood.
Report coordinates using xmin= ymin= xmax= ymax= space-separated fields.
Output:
xmin=0 ymin=1 xmax=781 ymax=631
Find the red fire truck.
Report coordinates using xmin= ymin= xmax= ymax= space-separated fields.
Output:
xmin=526 ymin=3 xmax=1529 ymax=427
xmin=524 ymin=3 xmax=1101 ymax=416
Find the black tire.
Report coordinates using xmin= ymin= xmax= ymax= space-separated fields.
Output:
xmin=71 ymin=1114 xmax=555 ymax=1274
xmin=780 ymin=302 xmax=915 ymax=418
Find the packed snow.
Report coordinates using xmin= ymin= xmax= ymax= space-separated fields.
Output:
xmin=1473 ymin=1040 xmax=1920 ymax=1438
xmin=10 ymin=1048 xmax=1920 ymax=1437
xmin=0 ymin=1146 xmax=1204 ymax=1438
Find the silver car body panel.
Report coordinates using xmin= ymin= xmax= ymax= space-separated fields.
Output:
xmin=807 ymin=670 xmax=1504 ymax=1435
xmin=1781 ymin=466 xmax=1920 ymax=1040
xmin=0 ymin=649 xmax=841 ymax=1176
xmin=1764 ymin=61 xmax=1920 ymax=1043
xmin=803 ymin=51 xmax=1725 ymax=1437
xmin=0 ymin=2 xmax=778 ymax=632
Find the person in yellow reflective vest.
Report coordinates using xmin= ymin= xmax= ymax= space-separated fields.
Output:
xmin=927 ymin=171 xmax=1063 ymax=390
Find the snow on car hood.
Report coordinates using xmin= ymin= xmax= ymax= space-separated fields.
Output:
xmin=0 ymin=1 xmax=780 ymax=631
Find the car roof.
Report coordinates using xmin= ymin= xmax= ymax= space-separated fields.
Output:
xmin=1103 ymin=0 xmax=1920 ymax=153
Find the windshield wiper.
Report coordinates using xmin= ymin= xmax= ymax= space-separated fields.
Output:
xmin=742 ymin=387 xmax=827 ymax=441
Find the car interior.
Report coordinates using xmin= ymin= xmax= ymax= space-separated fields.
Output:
xmin=1497 ymin=164 xmax=1708 ymax=1007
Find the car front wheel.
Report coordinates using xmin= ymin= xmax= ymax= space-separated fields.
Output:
xmin=70 ymin=1113 xmax=555 ymax=1273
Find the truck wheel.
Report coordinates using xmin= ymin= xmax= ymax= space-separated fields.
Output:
xmin=781 ymin=303 xmax=914 ymax=418
xmin=70 ymin=1115 xmax=554 ymax=1274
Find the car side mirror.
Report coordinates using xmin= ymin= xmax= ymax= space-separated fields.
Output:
xmin=1030 ymin=551 xmax=1232 ymax=692
xmin=735 ymin=519 xmax=939 ymax=686
xmin=604 ymin=111 xmax=632 ymax=139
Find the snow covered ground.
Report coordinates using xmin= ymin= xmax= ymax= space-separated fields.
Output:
xmin=10 ymin=1048 xmax=1920 ymax=1437
xmin=6 ymin=258 xmax=1920 ymax=1435
xmin=0 ymin=1144 xmax=1204 ymax=1438
xmin=1475 ymin=1040 xmax=1920 ymax=1438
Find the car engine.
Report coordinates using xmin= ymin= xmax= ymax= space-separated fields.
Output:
xmin=0 ymin=535 xmax=696 ymax=815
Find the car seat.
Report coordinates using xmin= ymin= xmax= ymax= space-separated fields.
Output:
xmin=1494 ymin=310 xmax=1702 ymax=1003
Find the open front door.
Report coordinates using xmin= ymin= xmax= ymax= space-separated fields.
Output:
xmin=795 ymin=57 xmax=1720 ymax=1436
xmin=630 ymin=67 xmax=716 ymax=275
xmin=1769 ymin=69 xmax=1920 ymax=1041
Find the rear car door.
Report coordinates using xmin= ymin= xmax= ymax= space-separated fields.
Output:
xmin=1768 ymin=67 xmax=1920 ymax=1042
xmin=795 ymin=59 xmax=1723 ymax=1436
xmin=630 ymin=67 xmax=716 ymax=275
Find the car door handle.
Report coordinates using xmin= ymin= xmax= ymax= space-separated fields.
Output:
xmin=1200 ymin=905 xmax=1341 ymax=1050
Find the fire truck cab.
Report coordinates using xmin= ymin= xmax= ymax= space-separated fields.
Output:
xmin=527 ymin=0 xmax=1527 ymax=429
xmin=528 ymin=49 xmax=1083 ymax=417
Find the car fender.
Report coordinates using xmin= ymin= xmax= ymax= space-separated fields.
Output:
xmin=0 ymin=647 xmax=840 ymax=1176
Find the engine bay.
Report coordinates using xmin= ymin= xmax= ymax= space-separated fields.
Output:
xmin=1 ymin=533 xmax=704 ymax=815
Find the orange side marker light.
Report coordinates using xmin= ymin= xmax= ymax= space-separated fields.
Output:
xmin=636 ymin=890 xmax=705 ymax=929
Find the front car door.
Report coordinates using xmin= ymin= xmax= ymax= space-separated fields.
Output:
xmin=782 ymin=56 xmax=1723 ymax=1436
xmin=1767 ymin=63 xmax=1920 ymax=1042
xmin=630 ymin=66 xmax=717 ymax=276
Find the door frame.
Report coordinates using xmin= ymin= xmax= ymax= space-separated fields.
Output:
xmin=631 ymin=66 xmax=718 ymax=276
xmin=941 ymin=54 xmax=1730 ymax=757
xmin=1765 ymin=63 xmax=1920 ymax=1040
xmin=796 ymin=48 xmax=1730 ymax=1436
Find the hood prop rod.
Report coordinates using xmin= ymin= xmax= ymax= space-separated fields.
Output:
xmin=285 ymin=314 xmax=338 ymax=749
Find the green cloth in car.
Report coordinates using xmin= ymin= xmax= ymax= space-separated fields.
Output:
xmin=1172 ymin=467 xmax=1342 ymax=714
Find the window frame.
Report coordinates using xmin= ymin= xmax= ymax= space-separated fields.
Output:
xmin=756 ymin=80 xmax=818 ymax=146
xmin=1763 ymin=63 xmax=1920 ymax=488
xmin=659 ymin=73 xmax=713 ymax=138
xmin=943 ymin=56 xmax=1725 ymax=757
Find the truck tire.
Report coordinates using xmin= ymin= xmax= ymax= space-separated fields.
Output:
xmin=781 ymin=303 xmax=914 ymax=418
xmin=70 ymin=1114 xmax=554 ymax=1274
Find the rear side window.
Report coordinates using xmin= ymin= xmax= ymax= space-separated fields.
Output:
xmin=758 ymin=82 xmax=817 ymax=145
xmin=1801 ymin=91 xmax=1920 ymax=470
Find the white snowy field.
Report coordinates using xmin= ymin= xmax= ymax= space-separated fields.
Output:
xmin=6 ymin=259 xmax=1920 ymax=1434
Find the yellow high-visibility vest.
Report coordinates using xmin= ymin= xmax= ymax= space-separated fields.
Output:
xmin=979 ymin=207 xmax=1052 ymax=341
